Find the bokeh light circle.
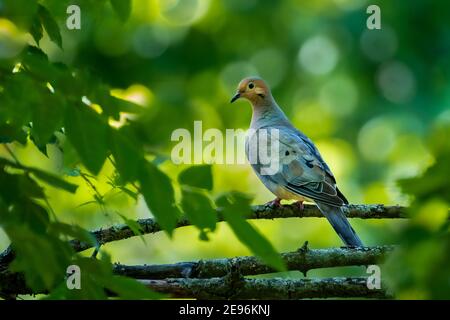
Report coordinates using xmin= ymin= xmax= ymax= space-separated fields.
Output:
xmin=377 ymin=61 xmax=416 ymax=104
xmin=158 ymin=0 xmax=210 ymax=26
xmin=298 ymin=35 xmax=339 ymax=76
xmin=319 ymin=74 xmax=358 ymax=116
xmin=358 ymin=116 xmax=396 ymax=162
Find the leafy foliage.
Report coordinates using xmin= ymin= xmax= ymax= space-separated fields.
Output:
xmin=180 ymin=187 xmax=216 ymax=240
xmin=138 ymin=161 xmax=180 ymax=236
xmin=178 ymin=165 xmax=214 ymax=191
xmin=385 ymin=125 xmax=450 ymax=299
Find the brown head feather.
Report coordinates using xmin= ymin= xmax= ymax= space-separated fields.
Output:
xmin=231 ymin=76 xmax=273 ymax=107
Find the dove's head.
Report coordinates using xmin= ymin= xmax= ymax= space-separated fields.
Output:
xmin=230 ymin=77 xmax=273 ymax=107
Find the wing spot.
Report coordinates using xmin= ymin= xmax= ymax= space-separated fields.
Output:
xmin=285 ymin=151 xmax=290 ymax=156
xmin=305 ymin=159 xmax=314 ymax=168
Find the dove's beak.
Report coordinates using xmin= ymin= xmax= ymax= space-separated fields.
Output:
xmin=230 ymin=92 xmax=241 ymax=103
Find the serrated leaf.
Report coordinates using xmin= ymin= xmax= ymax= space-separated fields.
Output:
xmin=138 ymin=162 xmax=180 ymax=236
xmin=181 ymin=188 xmax=216 ymax=239
xmin=30 ymin=13 xmax=43 ymax=44
xmin=31 ymin=91 xmax=65 ymax=146
xmin=21 ymin=46 xmax=60 ymax=82
xmin=178 ymin=165 xmax=213 ymax=191
xmin=64 ymin=104 xmax=109 ymax=175
xmin=38 ymin=5 xmax=62 ymax=48
xmin=110 ymin=0 xmax=132 ymax=21
xmin=109 ymin=127 xmax=142 ymax=182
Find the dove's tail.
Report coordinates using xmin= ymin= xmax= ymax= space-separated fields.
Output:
xmin=316 ymin=202 xmax=363 ymax=247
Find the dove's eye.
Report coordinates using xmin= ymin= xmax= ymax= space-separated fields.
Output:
xmin=248 ymin=82 xmax=255 ymax=89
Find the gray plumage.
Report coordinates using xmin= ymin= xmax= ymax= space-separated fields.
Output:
xmin=233 ymin=76 xmax=363 ymax=247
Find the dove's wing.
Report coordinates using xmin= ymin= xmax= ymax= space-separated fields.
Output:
xmin=248 ymin=126 xmax=348 ymax=207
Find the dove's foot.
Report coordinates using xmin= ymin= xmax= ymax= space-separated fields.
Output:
xmin=294 ymin=200 xmax=304 ymax=210
xmin=266 ymin=198 xmax=282 ymax=208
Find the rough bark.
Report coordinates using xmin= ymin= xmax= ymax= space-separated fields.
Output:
xmin=69 ymin=203 xmax=407 ymax=253
xmin=140 ymin=277 xmax=391 ymax=299
xmin=114 ymin=245 xmax=394 ymax=279
xmin=0 ymin=245 xmax=393 ymax=297
xmin=0 ymin=203 xmax=407 ymax=269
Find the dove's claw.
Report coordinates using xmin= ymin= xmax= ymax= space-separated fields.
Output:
xmin=266 ymin=198 xmax=282 ymax=208
xmin=294 ymin=200 xmax=304 ymax=210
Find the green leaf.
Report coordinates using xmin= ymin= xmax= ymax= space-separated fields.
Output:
xmin=7 ymin=226 xmax=72 ymax=291
xmin=216 ymin=192 xmax=286 ymax=271
xmin=31 ymin=167 xmax=78 ymax=193
xmin=20 ymin=174 xmax=46 ymax=199
xmin=31 ymin=91 xmax=65 ymax=146
xmin=0 ymin=157 xmax=78 ymax=193
xmin=0 ymin=123 xmax=27 ymax=144
xmin=64 ymin=104 xmax=109 ymax=175
xmin=30 ymin=13 xmax=43 ymax=44
xmin=49 ymin=222 xmax=97 ymax=247
xmin=0 ymin=168 xmax=43 ymax=204
xmin=118 ymin=213 xmax=146 ymax=244
xmin=110 ymin=0 xmax=132 ymax=21
xmin=1 ymin=73 xmax=35 ymax=129
xmin=109 ymin=127 xmax=142 ymax=182
xmin=181 ymin=188 xmax=216 ymax=240
xmin=54 ymin=132 xmax=80 ymax=169
xmin=110 ymin=96 xmax=143 ymax=114
xmin=138 ymin=162 xmax=180 ymax=236
xmin=38 ymin=5 xmax=62 ymax=48
xmin=178 ymin=165 xmax=213 ymax=191
xmin=94 ymin=88 xmax=142 ymax=121
xmin=2 ymin=200 xmax=50 ymax=234
xmin=397 ymin=154 xmax=450 ymax=203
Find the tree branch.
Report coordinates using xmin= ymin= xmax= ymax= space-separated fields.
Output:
xmin=69 ymin=203 xmax=407 ymax=253
xmin=0 ymin=245 xmax=394 ymax=296
xmin=0 ymin=203 xmax=406 ymax=267
xmin=140 ymin=277 xmax=391 ymax=299
xmin=113 ymin=245 xmax=394 ymax=279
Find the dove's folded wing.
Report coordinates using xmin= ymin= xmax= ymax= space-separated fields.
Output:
xmin=273 ymin=128 xmax=347 ymax=207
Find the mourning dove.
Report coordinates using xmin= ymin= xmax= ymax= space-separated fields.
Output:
xmin=231 ymin=76 xmax=363 ymax=247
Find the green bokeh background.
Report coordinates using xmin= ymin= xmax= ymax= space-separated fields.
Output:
xmin=0 ymin=0 xmax=449 ymax=299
